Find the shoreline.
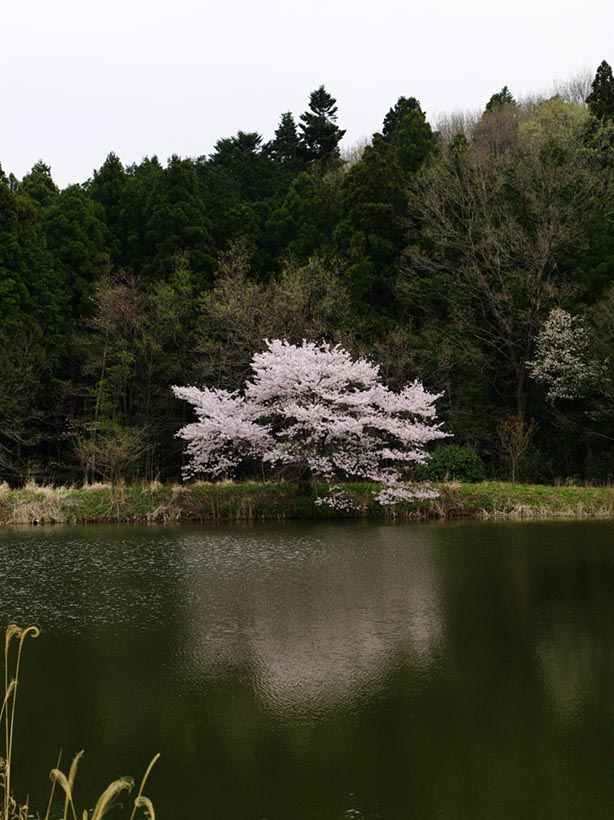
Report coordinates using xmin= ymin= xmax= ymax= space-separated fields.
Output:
xmin=1 ymin=481 xmax=613 ymax=525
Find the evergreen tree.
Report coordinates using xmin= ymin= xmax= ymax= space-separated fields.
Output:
xmin=0 ymin=187 xmax=68 ymax=481
xmin=381 ymin=97 xmax=437 ymax=176
xmin=382 ymin=97 xmax=422 ymax=138
xmin=20 ymin=161 xmax=59 ymax=208
xmin=298 ymin=86 xmax=346 ymax=162
xmin=485 ymin=86 xmax=516 ymax=111
xmin=267 ymin=112 xmax=301 ymax=162
xmin=0 ymin=184 xmax=67 ymax=351
xmin=266 ymin=169 xmax=341 ymax=261
xmin=587 ymin=60 xmax=614 ymax=122
xmin=212 ymin=131 xmax=262 ymax=162
xmin=146 ymin=155 xmax=215 ymax=282
xmin=195 ymin=158 xmax=243 ymax=248
xmin=43 ymin=185 xmax=111 ymax=316
xmin=334 ymin=136 xmax=407 ymax=323
xmin=209 ymin=131 xmax=277 ymax=201
xmin=87 ymin=152 xmax=128 ymax=263
xmin=120 ymin=156 xmax=164 ymax=273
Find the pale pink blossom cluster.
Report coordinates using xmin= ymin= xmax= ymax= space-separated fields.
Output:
xmin=173 ymin=339 xmax=447 ymax=507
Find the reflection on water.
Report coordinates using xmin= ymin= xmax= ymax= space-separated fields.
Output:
xmin=177 ymin=527 xmax=446 ymax=713
xmin=0 ymin=520 xmax=611 ymax=820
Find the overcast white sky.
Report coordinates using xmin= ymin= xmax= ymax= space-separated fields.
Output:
xmin=1 ymin=0 xmax=612 ymax=187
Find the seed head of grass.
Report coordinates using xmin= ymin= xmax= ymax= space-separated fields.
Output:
xmin=49 ymin=749 xmax=84 ymax=820
xmin=129 ymin=754 xmax=160 ymax=820
xmin=134 ymin=796 xmax=155 ymax=820
xmin=91 ymin=777 xmax=134 ymax=820
xmin=2 ymin=626 xmax=158 ymax=820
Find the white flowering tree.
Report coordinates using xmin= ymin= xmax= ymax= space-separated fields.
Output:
xmin=528 ymin=309 xmax=601 ymax=401
xmin=173 ymin=339 xmax=447 ymax=507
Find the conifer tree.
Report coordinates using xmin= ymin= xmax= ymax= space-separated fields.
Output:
xmin=268 ymin=112 xmax=301 ymax=162
xmin=485 ymin=86 xmax=516 ymax=111
xmin=381 ymin=97 xmax=437 ymax=176
xmin=298 ymin=86 xmax=346 ymax=162
xmin=88 ymin=152 xmax=128 ymax=263
xmin=212 ymin=132 xmax=263 ymax=163
xmin=146 ymin=155 xmax=215 ymax=282
xmin=120 ymin=156 xmax=164 ymax=273
xmin=20 ymin=161 xmax=59 ymax=208
xmin=587 ymin=60 xmax=614 ymax=122
xmin=209 ymin=131 xmax=277 ymax=202
xmin=43 ymin=185 xmax=111 ymax=316
xmin=334 ymin=135 xmax=407 ymax=322
xmin=195 ymin=158 xmax=242 ymax=247
xmin=382 ymin=97 xmax=422 ymax=138
xmin=266 ymin=170 xmax=341 ymax=260
xmin=0 ymin=184 xmax=67 ymax=351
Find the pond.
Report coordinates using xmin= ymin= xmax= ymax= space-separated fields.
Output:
xmin=0 ymin=520 xmax=611 ymax=819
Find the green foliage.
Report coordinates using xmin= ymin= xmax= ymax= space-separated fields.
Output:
xmin=196 ymin=243 xmax=351 ymax=389
xmin=20 ymin=161 xmax=59 ymax=207
xmin=587 ymin=60 xmax=614 ymax=122
xmin=268 ymin=112 xmax=301 ymax=163
xmin=334 ymin=135 xmax=407 ymax=324
xmin=381 ymin=96 xmax=437 ymax=175
xmin=43 ymin=185 xmax=110 ymax=316
xmin=1 ymin=79 xmax=614 ymax=486
xmin=145 ymin=155 xmax=215 ymax=282
xmin=485 ymin=85 xmax=515 ymax=111
xmin=209 ymin=131 xmax=278 ymax=201
xmin=266 ymin=169 xmax=341 ymax=261
xmin=87 ymin=152 xmax=128 ymax=262
xmin=416 ymin=445 xmax=487 ymax=483
xmin=519 ymin=96 xmax=589 ymax=145
xmin=105 ymin=155 xmax=164 ymax=273
xmin=298 ymin=86 xmax=346 ymax=163
xmin=0 ymin=330 xmax=50 ymax=481
xmin=0 ymin=184 xmax=68 ymax=351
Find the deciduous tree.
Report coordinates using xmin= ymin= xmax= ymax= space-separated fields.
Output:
xmin=528 ymin=309 xmax=601 ymax=401
xmin=403 ymin=97 xmax=602 ymax=419
xmin=173 ymin=339 xmax=446 ymax=506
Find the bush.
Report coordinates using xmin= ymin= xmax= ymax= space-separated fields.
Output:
xmin=417 ymin=445 xmax=487 ymax=483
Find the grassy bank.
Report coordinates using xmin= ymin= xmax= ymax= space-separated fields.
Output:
xmin=1 ymin=481 xmax=614 ymax=525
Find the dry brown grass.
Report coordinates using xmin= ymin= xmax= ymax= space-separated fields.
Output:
xmin=1 ymin=480 xmax=613 ymax=526
xmin=1 ymin=625 xmax=159 ymax=820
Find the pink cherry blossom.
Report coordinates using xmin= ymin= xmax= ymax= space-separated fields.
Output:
xmin=173 ymin=340 xmax=448 ymax=507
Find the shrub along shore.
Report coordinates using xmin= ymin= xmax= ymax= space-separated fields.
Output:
xmin=1 ymin=481 xmax=613 ymax=525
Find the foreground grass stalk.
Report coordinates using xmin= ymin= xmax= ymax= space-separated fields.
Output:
xmin=1 ymin=625 xmax=159 ymax=820
xmin=129 ymin=754 xmax=160 ymax=820
xmin=43 ymin=750 xmax=62 ymax=820
xmin=3 ymin=625 xmax=39 ymax=820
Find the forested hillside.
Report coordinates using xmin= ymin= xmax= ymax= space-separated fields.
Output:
xmin=2 ymin=64 xmax=614 ymax=486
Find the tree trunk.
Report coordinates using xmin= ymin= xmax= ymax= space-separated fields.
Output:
xmin=297 ymin=471 xmax=314 ymax=497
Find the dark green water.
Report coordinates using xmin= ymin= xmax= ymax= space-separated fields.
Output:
xmin=0 ymin=520 xmax=611 ymax=819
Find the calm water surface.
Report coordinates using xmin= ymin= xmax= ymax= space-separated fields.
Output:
xmin=0 ymin=520 xmax=611 ymax=819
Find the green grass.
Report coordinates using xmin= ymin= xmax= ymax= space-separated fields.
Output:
xmin=1 ymin=480 xmax=614 ymax=525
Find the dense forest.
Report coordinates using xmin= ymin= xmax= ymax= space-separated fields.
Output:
xmin=2 ymin=62 xmax=614 ymax=486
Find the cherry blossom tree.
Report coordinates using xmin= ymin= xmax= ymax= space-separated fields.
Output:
xmin=528 ymin=308 xmax=601 ymax=401
xmin=173 ymin=339 xmax=447 ymax=507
